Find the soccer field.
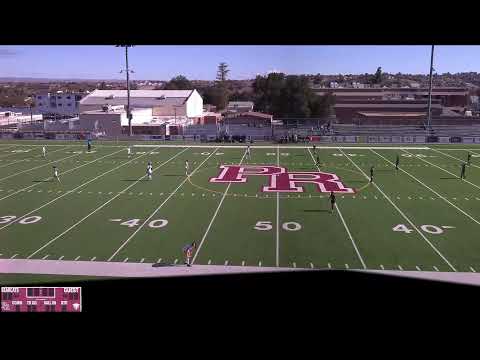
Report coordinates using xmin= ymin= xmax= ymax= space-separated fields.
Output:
xmin=1 ymin=140 xmax=480 ymax=284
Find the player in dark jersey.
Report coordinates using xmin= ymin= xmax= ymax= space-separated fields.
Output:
xmin=87 ymin=139 xmax=92 ymax=152
xmin=183 ymin=242 xmax=197 ymax=267
xmin=395 ymin=154 xmax=400 ymax=171
xmin=370 ymin=166 xmax=374 ymax=183
xmin=313 ymin=144 xmax=316 ymax=154
xmin=329 ymin=191 xmax=336 ymax=214
xmin=316 ymin=154 xmax=320 ymax=167
xmin=467 ymin=152 xmax=472 ymax=166
xmin=461 ymin=163 xmax=467 ymax=179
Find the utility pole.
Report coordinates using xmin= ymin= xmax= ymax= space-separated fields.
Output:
xmin=117 ymin=45 xmax=134 ymax=136
xmin=427 ymin=45 xmax=435 ymax=131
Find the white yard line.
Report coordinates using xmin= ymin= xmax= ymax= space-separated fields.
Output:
xmin=431 ymin=148 xmax=480 ymax=171
xmin=107 ymin=148 xmax=219 ymax=262
xmin=0 ymin=145 xmax=71 ymax=170
xmin=0 ymin=148 xmax=144 ymax=232
xmin=0 ymin=148 xmax=27 ymax=159
xmin=335 ymin=203 xmax=367 ymax=269
xmin=276 ymin=145 xmax=280 ymax=267
xmin=0 ymin=145 xmax=18 ymax=152
xmin=26 ymin=147 xmax=188 ymax=259
xmin=308 ymin=148 xmax=367 ymax=269
xmin=372 ymin=149 xmax=480 ymax=226
xmin=403 ymin=149 xmax=480 ymax=191
xmin=0 ymin=148 xmax=124 ymax=202
xmin=341 ymin=148 xmax=457 ymax=271
xmin=0 ymin=152 xmax=81 ymax=182
xmin=192 ymin=149 xmax=247 ymax=264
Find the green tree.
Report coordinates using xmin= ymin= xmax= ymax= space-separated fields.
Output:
xmin=373 ymin=67 xmax=383 ymax=84
xmin=252 ymin=73 xmax=335 ymax=118
xmin=216 ymin=62 xmax=230 ymax=82
xmin=163 ymin=75 xmax=192 ymax=90
xmin=99 ymin=81 xmax=107 ymax=90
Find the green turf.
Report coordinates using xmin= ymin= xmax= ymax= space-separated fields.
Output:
xmin=1 ymin=140 xmax=480 ymax=284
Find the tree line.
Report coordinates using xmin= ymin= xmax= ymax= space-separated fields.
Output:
xmin=160 ymin=64 xmax=335 ymax=118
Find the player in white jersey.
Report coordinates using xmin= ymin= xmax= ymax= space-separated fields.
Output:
xmin=127 ymin=147 xmax=131 ymax=156
xmin=185 ymin=160 xmax=189 ymax=176
xmin=246 ymin=145 xmax=251 ymax=160
xmin=53 ymin=166 xmax=61 ymax=183
xmin=147 ymin=165 xmax=153 ymax=180
xmin=42 ymin=146 xmax=46 ymax=158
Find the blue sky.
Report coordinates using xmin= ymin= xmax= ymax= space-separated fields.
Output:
xmin=0 ymin=45 xmax=479 ymax=80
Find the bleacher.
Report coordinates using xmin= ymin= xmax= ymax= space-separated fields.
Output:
xmin=332 ymin=123 xmax=480 ymax=137
xmin=182 ymin=124 xmax=218 ymax=136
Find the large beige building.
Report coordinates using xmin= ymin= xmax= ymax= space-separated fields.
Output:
xmin=79 ymin=89 xmax=203 ymax=119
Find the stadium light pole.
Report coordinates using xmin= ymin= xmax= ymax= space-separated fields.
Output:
xmin=117 ymin=45 xmax=134 ymax=136
xmin=427 ymin=45 xmax=435 ymax=131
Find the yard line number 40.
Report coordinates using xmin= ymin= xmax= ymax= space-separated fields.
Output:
xmin=110 ymin=218 xmax=169 ymax=229
xmin=392 ymin=223 xmax=455 ymax=235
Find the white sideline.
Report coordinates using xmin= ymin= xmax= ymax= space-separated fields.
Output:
xmin=0 ymin=148 xmax=124 ymax=202
xmin=26 ymin=147 xmax=188 ymax=259
xmin=107 ymin=148 xmax=220 ymax=262
xmin=307 ymin=148 xmax=367 ymax=269
xmin=340 ymin=148 xmax=457 ymax=271
xmin=132 ymin=144 xmax=431 ymax=150
xmin=403 ymin=149 xmax=480 ymax=192
xmin=192 ymin=149 xmax=247 ymax=264
xmin=0 ymin=148 xmax=142 ymax=231
xmin=373 ymin=150 xmax=480 ymax=226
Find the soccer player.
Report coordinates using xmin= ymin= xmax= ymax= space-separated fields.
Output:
xmin=329 ymin=191 xmax=336 ymax=214
xmin=246 ymin=145 xmax=251 ymax=160
xmin=370 ymin=166 xmax=374 ymax=183
xmin=42 ymin=146 xmax=46 ymax=158
xmin=53 ymin=166 xmax=61 ymax=183
xmin=313 ymin=144 xmax=316 ymax=154
xmin=395 ymin=154 xmax=400 ymax=171
xmin=185 ymin=160 xmax=189 ymax=176
xmin=127 ymin=147 xmax=131 ymax=156
xmin=87 ymin=139 xmax=92 ymax=152
xmin=183 ymin=242 xmax=196 ymax=267
xmin=461 ymin=163 xmax=467 ymax=179
xmin=467 ymin=152 xmax=472 ymax=166
xmin=147 ymin=164 xmax=153 ymax=180
xmin=316 ymin=154 xmax=320 ymax=167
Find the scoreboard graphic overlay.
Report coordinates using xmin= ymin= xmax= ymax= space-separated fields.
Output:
xmin=1 ymin=287 xmax=82 ymax=312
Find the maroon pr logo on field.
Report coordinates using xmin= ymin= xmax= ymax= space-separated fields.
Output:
xmin=210 ymin=165 xmax=355 ymax=193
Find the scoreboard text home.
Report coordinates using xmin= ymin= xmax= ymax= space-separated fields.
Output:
xmin=1 ymin=287 xmax=82 ymax=312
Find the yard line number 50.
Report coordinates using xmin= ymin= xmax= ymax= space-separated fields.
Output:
xmin=254 ymin=221 xmax=302 ymax=231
